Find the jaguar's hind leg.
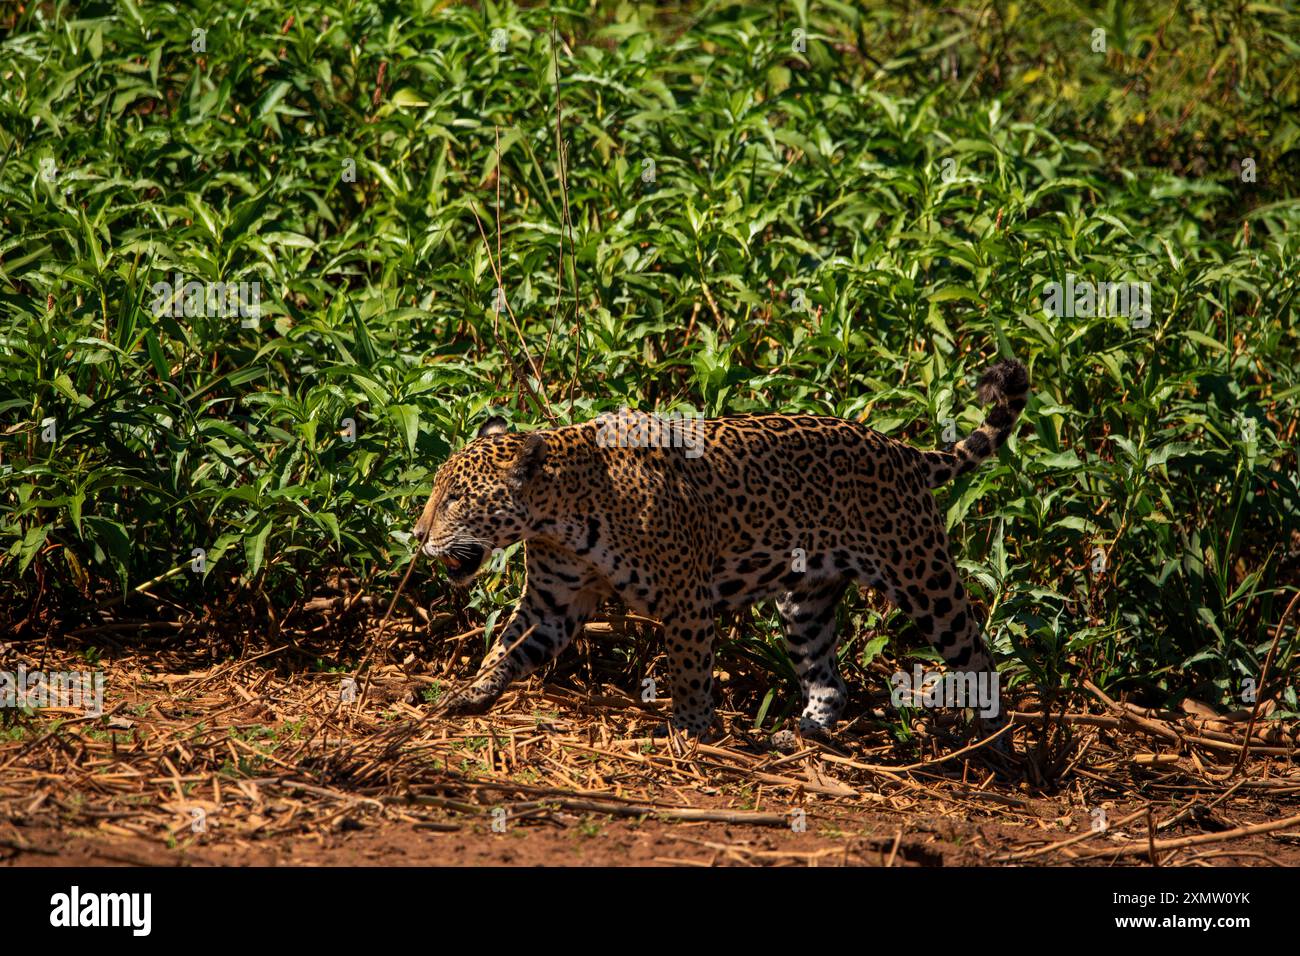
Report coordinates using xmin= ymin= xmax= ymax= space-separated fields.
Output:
xmin=868 ymin=493 xmax=996 ymax=667
xmin=878 ymin=526 xmax=1008 ymax=748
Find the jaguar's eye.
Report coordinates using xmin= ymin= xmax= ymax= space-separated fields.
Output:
xmin=444 ymin=493 xmax=463 ymax=507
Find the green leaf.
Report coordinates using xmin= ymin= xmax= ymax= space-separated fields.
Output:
xmin=390 ymin=404 xmax=420 ymax=456
xmin=17 ymin=524 xmax=49 ymax=574
xmin=1182 ymin=330 xmax=1227 ymax=352
xmin=245 ymin=522 xmax=272 ymax=578
xmin=1146 ymin=443 xmax=1198 ymax=470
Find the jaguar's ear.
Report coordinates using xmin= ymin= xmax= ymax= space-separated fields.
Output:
xmin=508 ymin=432 xmax=548 ymax=489
xmin=478 ymin=415 xmax=510 ymax=438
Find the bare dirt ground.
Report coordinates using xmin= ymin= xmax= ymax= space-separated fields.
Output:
xmin=2 ymin=629 xmax=1298 ymax=867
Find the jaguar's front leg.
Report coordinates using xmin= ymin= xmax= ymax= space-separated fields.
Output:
xmin=444 ymin=544 xmax=598 ymax=715
xmin=444 ymin=596 xmax=576 ymax=714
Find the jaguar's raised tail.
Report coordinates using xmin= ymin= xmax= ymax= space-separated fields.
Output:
xmin=921 ymin=358 xmax=1029 ymax=488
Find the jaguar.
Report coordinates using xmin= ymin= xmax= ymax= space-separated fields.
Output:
xmin=413 ymin=358 xmax=1028 ymax=742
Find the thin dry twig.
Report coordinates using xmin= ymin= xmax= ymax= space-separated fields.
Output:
xmin=549 ymin=17 xmax=581 ymax=415
xmin=1235 ymin=589 xmax=1298 ymax=774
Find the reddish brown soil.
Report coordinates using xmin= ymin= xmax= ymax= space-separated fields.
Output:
xmin=3 ymin=642 xmax=1298 ymax=867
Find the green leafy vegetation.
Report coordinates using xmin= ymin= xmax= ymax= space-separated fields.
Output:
xmin=1 ymin=1 xmax=1297 ymax=716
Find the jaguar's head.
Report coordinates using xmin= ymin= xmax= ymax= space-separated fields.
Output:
xmin=412 ymin=416 xmax=548 ymax=585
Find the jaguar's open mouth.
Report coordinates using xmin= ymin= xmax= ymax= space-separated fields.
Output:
xmin=441 ymin=543 xmax=486 ymax=582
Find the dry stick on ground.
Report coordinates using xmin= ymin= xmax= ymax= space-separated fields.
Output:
xmin=541 ymin=798 xmax=789 ymax=827
xmin=185 ymin=646 xmax=289 ymax=692
xmin=1083 ymin=679 xmax=1181 ymax=743
xmin=1082 ymin=679 xmax=1296 ymax=755
xmin=884 ymin=828 xmax=903 ymax=868
xmin=1182 ymin=850 xmax=1282 ymax=866
xmin=1146 ymin=805 xmax=1160 ymax=866
xmin=439 ymin=626 xmax=484 ymax=678
xmin=1067 ymin=810 xmax=1300 ymax=862
xmin=1234 ymin=589 xmax=1299 ymax=775
xmin=1157 ymin=780 xmax=1245 ymax=832
xmin=451 ymin=780 xmax=696 ymax=809
xmin=664 ymin=834 xmax=850 ymax=865
xmin=996 ymin=806 xmax=1170 ymax=863
xmin=357 ymin=552 xmax=421 ymax=681
xmin=818 ymin=717 xmax=1016 ymax=775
